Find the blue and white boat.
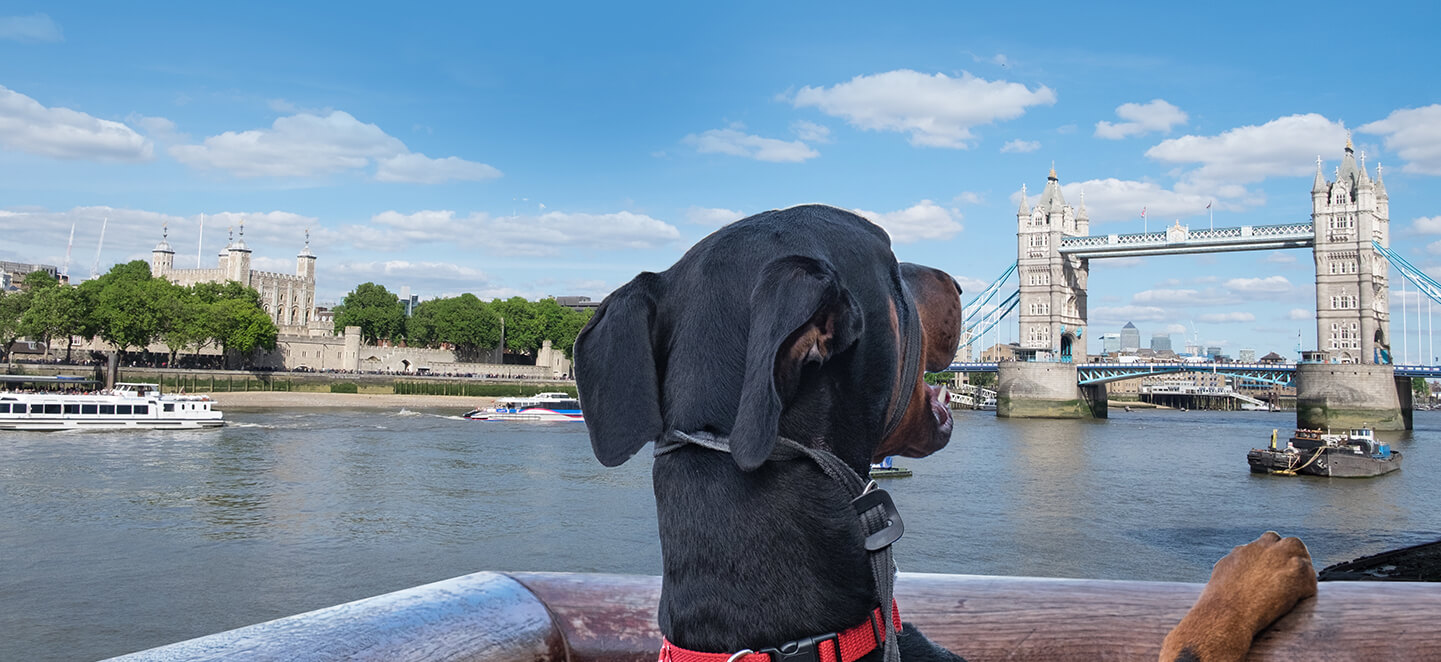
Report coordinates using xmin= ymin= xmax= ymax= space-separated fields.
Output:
xmin=463 ymin=392 xmax=583 ymax=422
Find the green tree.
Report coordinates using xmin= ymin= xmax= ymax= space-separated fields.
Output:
xmin=549 ymin=306 xmax=593 ymax=359
xmin=334 ymin=282 xmax=405 ymax=343
xmin=90 ymin=262 xmax=168 ymax=355
xmin=20 ymin=283 xmax=85 ymax=362
xmin=1413 ymin=377 xmax=1429 ymax=400
xmin=212 ymin=298 xmax=278 ymax=368
xmin=493 ymin=296 xmax=543 ymax=355
xmin=0 ymin=289 xmax=27 ymax=369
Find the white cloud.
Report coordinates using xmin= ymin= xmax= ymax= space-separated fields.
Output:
xmin=683 ymin=127 xmax=819 ymax=162
xmin=953 ymin=275 xmax=992 ymax=298
xmin=374 ymin=153 xmax=502 ymax=184
xmin=791 ymin=69 xmax=1056 ymax=149
xmin=1427 ymin=240 xmax=1441 ymax=255
xmin=851 ymin=200 xmax=963 ymax=244
xmin=356 ymin=209 xmax=681 ymax=256
xmin=1094 ymin=99 xmax=1188 ymax=139
xmin=1263 ymin=253 xmax=1297 ymax=264
xmin=1412 ymin=216 xmax=1441 ymax=234
xmin=1287 ymin=309 xmax=1311 ymax=320
xmin=955 ymin=192 xmax=983 ymax=205
xmin=1146 ymin=113 xmax=1348 ymax=189
xmin=0 ymin=13 xmax=62 ymax=42
xmin=1090 ymin=305 xmax=1169 ymax=323
xmin=1164 ymin=323 xmax=1189 ymax=334
xmin=171 ymin=110 xmax=498 ymax=183
xmin=1224 ymin=275 xmax=1291 ymax=293
xmin=0 ymin=85 xmax=152 ymax=161
xmin=1001 ymin=139 xmax=1040 ymax=153
xmin=1198 ymin=312 xmax=1256 ymax=323
xmin=1133 ymin=289 xmax=1199 ymax=304
xmin=790 ymin=120 xmax=832 ymax=143
xmin=685 ymin=206 xmax=745 ymax=226
xmin=1359 ymin=105 xmax=1441 ymax=175
xmin=1041 ymin=178 xmax=1217 ymax=224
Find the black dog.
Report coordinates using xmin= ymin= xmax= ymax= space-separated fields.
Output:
xmin=576 ymin=205 xmax=1315 ymax=662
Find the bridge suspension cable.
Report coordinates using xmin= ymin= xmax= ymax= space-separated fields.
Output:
xmin=957 ymin=289 xmax=1019 ymax=352
xmin=963 ymin=262 xmax=1018 ymax=325
xmin=1374 ymin=241 xmax=1441 ymax=305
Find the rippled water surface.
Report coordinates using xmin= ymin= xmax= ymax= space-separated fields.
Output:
xmin=3 ymin=407 xmax=1439 ymax=661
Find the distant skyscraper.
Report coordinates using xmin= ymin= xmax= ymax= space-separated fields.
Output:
xmin=1206 ymin=346 xmax=1222 ymax=359
xmin=1151 ymin=333 xmax=1173 ymax=352
xmin=1101 ymin=332 xmax=1121 ymax=354
xmin=1239 ymin=348 xmax=1256 ymax=363
xmin=1120 ymin=322 xmax=1140 ymax=353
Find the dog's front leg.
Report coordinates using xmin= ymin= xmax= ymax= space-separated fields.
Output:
xmin=1159 ymin=532 xmax=1317 ymax=662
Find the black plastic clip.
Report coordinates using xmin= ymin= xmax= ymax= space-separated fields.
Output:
xmin=761 ymin=633 xmax=840 ymax=662
xmin=851 ymin=487 xmax=904 ymax=551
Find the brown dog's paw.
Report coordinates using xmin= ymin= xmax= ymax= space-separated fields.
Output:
xmin=1161 ymin=532 xmax=1317 ymax=661
xmin=1206 ymin=531 xmax=1317 ymax=633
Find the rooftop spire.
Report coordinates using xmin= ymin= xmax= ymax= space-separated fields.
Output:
xmin=1346 ymin=131 xmax=1354 ymax=152
xmin=1018 ymin=183 xmax=1029 ymax=215
xmin=1048 ymin=161 xmax=1057 ymax=180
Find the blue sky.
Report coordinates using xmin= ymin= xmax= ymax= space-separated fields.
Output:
xmin=3 ymin=2 xmax=1441 ymax=360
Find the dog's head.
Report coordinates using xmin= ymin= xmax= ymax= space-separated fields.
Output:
xmin=576 ymin=205 xmax=962 ymax=474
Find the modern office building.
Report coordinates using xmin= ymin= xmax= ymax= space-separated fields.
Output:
xmin=1120 ymin=322 xmax=1140 ymax=353
xmin=1151 ymin=333 xmax=1173 ymax=352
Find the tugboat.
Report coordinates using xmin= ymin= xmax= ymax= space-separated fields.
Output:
xmin=1248 ymin=427 xmax=1402 ymax=478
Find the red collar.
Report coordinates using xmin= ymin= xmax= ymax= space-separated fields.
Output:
xmin=658 ymin=602 xmax=902 ymax=662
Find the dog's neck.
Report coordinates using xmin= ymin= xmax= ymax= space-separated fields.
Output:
xmin=652 ymin=445 xmax=881 ymax=653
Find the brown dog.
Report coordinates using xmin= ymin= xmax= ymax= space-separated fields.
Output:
xmin=576 ymin=204 xmax=1316 ymax=662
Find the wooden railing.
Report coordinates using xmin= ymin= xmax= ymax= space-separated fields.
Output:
xmin=107 ymin=571 xmax=1441 ymax=661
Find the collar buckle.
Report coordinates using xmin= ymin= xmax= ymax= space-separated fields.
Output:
xmin=759 ymin=633 xmax=839 ymax=662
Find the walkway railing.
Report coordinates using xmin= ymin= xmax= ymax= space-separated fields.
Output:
xmin=108 ymin=571 xmax=1441 ymax=661
xmin=1058 ymin=222 xmax=1315 ymax=259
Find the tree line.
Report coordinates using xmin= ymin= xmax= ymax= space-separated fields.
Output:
xmin=332 ymin=282 xmax=593 ymax=361
xmin=0 ymin=260 xmax=278 ymax=368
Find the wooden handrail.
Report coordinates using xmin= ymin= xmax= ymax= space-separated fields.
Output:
xmin=109 ymin=571 xmax=1441 ymax=661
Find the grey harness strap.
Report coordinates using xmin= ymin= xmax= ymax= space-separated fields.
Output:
xmin=656 ymin=430 xmax=905 ymax=662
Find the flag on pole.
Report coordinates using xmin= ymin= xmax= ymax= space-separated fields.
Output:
xmin=1206 ymin=201 xmax=1212 ymax=210
xmin=1141 ymin=207 xmax=1147 ymax=218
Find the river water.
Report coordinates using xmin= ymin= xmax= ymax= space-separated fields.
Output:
xmin=3 ymin=406 xmax=1438 ymax=661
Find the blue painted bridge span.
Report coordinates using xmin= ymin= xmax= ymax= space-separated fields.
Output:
xmin=945 ymin=362 xmax=1441 ymax=388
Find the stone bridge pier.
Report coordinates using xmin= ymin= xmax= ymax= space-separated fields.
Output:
xmin=996 ymin=362 xmax=1106 ymax=419
xmin=1295 ymin=363 xmax=1411 ymax=431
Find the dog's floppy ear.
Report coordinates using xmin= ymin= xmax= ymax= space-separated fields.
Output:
xmin=731 ymin=256 xmax=861 ymax=471
xmin=575 ymin=272 xmax=663 ymax=467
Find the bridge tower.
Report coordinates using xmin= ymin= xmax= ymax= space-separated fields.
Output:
xmin=1017 ymin=166 xmax=1090 ymax=362
xmin=1311 ymin=138 xmax=1390 ymax=364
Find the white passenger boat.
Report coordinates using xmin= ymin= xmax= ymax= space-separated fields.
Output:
xmin=463 ymin=392 xmax=583 ymax=422
xmin=0 ymin=376 xmax=224 ymax=431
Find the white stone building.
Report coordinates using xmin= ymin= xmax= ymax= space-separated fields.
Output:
xmin=1311 ymin=139 xmax=1390 ymax=364
xmin=151 ymin=224 xmax=319 ymax=336
xmin=1016 ymin=167 xmax=1090 ymax=361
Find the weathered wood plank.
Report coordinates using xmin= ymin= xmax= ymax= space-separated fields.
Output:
xmin=511 ymin=572 xmax=1441 ymax=662
xmin=108 ymin=571 xmax=565 ymax=662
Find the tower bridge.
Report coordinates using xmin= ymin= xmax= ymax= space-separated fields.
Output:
xmin=951 ymin=140 xmax=1424 ymax=430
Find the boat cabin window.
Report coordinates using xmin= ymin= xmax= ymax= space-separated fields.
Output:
xmin=64 ymin=404 xmax=80 ymax=415
xmin=44 ymin=404 xmax=61 ymax=415
xmin=164 ymin=403 xmax=175 ymax=412
xmin=81 ymin=404 xmax=97 ymax=415
xmin=0 ymin=403 xmax=8 ymax=413
xmin=117 ymin=405 xmax=132 ymax=415
xmin=100 ymin=405 xmax=115 ymax=415
xmin=134 ymin=405 xmax=148 ymax=415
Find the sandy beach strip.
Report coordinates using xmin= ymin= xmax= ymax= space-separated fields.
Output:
xmin=211 ymin=391 xmax=495 ymax=410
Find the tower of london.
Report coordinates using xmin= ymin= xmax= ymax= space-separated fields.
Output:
xmin=151 ymin=223 xmax=319 ymax=335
